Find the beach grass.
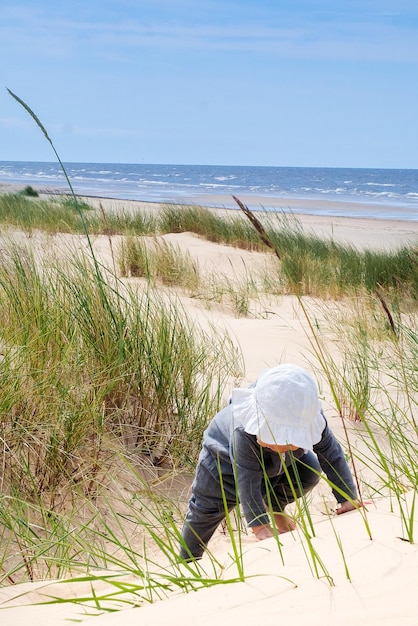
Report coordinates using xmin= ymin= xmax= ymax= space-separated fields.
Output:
xmin=118 ymin=235 xmax=201 ymax=291
xmin=1 ymin=224 xmax=416 ymax=593
xmin=0 ymin=236 xmax=242 ymax=487
xmin=1 ymin=192 xmax=418 ymax=306
xmin=0 ymin=206 xmax=416 ymax=609
xmin=300 ymin=294 xmax=417 ymax=536
xmin=0 ymin=239 xmax=246 ymax=594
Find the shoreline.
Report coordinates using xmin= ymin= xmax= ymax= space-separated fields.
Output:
xmin=2 ymin=180 xmax=418 ymax=217
xmin=181 ymin=192 xmax=418 ymax=220
xmin=2 ymin=182 xmax=418 ymax=249
xmin=79 ymin=192 xmax=418 ymax=250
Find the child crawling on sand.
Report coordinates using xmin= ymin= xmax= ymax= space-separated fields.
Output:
xmin=179 ymin=363 xmax=362 ymax=561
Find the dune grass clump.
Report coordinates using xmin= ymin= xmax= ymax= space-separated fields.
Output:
xmin=301 ymin=294 xmax=417 ymax=539
xmin=267 ymin=223 xmax=418 ymax=300
xmin=0 ymin=191 xmax=161 ymax=237
xmin=92 ymin=202 xmax=159 ymax=236
xmin=0 ymin=231 xmax=244 ymax=584
xmin=158 ymin=203 xmax=269 ymax=251
xmin=118 ymin=235 xmax=200 ymax=290
xmin=0 ymin=192 xmax=92 ymax=235
xmin=21 ymin=185 xmax=39 ymax=197
xmin=0 ymin=240 xmax=242 ymax=501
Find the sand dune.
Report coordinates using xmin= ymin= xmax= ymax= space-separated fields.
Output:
xmin=0 ymin=195 xmax=417 ymax=625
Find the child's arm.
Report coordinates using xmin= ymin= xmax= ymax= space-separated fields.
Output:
xmin=231 ymin=428 xmax=272 ymax=528
xmin=313 ymin=416 xmax=358 ymax=504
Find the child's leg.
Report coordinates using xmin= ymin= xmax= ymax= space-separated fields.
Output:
xmin=179 ymin=493 xmax=229 ymax=560
xmin=179 ymin=462 xmax=235 ymax=560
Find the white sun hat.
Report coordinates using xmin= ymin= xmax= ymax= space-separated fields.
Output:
xmin=231 ymin=364 xmax=325 ymax=449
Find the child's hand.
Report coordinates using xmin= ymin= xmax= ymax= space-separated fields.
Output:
xmin=272 ymin=512 xmax=297 ymax=533
xmin=252 ymin=524 xmax=275 ymax=541
xmin=336 ymin=500 xmax=371 ymax=515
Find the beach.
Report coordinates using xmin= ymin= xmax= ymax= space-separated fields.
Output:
xmin=2 ymin=180 xmax=418 ymax=250
xmin=57 ymin=189 xmax=418 ymax=251
xmin=60 ymin=188 xmax=418 ymax=251
xmin=0 ymin=189 xmax=417 ymax=625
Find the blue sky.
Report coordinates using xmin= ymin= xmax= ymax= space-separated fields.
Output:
xmin=1 ymin=1 xmax=418 ymax=168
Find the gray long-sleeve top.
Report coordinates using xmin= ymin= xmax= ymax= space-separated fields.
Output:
xmin=198 ymin=403 xmax=357 ymax=527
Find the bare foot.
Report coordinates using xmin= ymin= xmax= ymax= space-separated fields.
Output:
xmin=273 ymin=512 xmax=297 ymax=534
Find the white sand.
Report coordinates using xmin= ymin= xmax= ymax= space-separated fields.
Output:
xmin=1 ymin=495 xmax=416 ymax=626
xmin=0 ymin=194 xmax=417 ymax=625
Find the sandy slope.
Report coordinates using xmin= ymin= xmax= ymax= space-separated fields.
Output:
xmin=1 ymin=493 xmax=416 ymax=626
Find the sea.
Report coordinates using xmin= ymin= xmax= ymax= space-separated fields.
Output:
xmin=0 ymin=160 xmax=417 ymax=221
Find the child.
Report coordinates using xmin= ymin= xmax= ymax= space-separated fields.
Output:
xmin=179 ymin=363 xmax=360 ymax=560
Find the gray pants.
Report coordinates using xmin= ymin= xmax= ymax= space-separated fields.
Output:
xmin=179 ymin=450 xmax=321 ymax=560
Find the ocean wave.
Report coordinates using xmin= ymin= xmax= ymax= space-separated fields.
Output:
xmin=202 ymin=183 xmax=241 ymax=189
xmin=136 ymin=180 xmax=172 ymax=186
xmin=1 ymin=161 xmax=417 ymax=219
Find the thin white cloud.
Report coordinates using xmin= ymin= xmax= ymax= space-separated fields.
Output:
xmin=0 ymin=116 xmax=34 ymax=130
xmin=1 ymin=6 xmax=417 ymax=64
xmin=54 ymin=123 xmax=146 ymax=140
xmin=0 ymin=113 xmax=144 ymax=145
